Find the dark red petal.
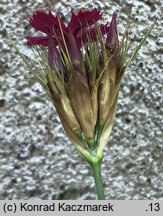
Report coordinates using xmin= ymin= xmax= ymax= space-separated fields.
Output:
xmin=106 ymin=12 xmax=119 ymax=52
xmin=29 ymin=11 xmax=55 ymax=33
xmin=68 ymin=8 xmax=102 ymax=32
xmin=26 ymin=36 xmax=49 ymax=46
xmin=77 ymin=24 xmax=109 ymax=45
xmin=29 ymin=11 xmax=66 ymax=34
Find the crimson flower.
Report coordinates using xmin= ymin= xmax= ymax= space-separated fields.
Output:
xmin=24 ymin=8 xmax=120 ymax=150
xmin=26 ymin=9 xmax=110 ymax=68
xmin=12 ymin=7 xmax=156 ymax=200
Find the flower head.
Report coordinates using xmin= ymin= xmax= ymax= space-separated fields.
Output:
xmin=22 ymin=8 xmax=156 ymax=162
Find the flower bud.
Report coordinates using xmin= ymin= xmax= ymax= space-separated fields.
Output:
xmin=67 ymin=66 xmax=95 ymax=148
xmin=106 ymin=12 xmax=119 ymax=54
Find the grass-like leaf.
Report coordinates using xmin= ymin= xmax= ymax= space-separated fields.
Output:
xmin=7 ymin=37 xmax=35 ymax=73
xmin=125 ymin=18 xmax=157 ymax=69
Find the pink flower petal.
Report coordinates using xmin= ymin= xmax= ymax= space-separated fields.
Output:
xmin=26 ymin=36 xmax=49 ymax=46
xmin=68 ymin=9 xmax=102 ymax=32
xmin=29 ymin=11 xmax=56 ymax=33
xmin=29 ymin=11 xmax=66 ymax=34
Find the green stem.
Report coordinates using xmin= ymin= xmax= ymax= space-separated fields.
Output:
xmin=90 ymin=159 xmax=105 ymax=200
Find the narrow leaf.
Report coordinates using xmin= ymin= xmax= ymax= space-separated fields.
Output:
xmin=125 ymin=18 xmax=157 ymax=69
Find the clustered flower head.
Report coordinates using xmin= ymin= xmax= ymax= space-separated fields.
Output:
xmin=24 ymin=8 xmax=155 ymax=163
